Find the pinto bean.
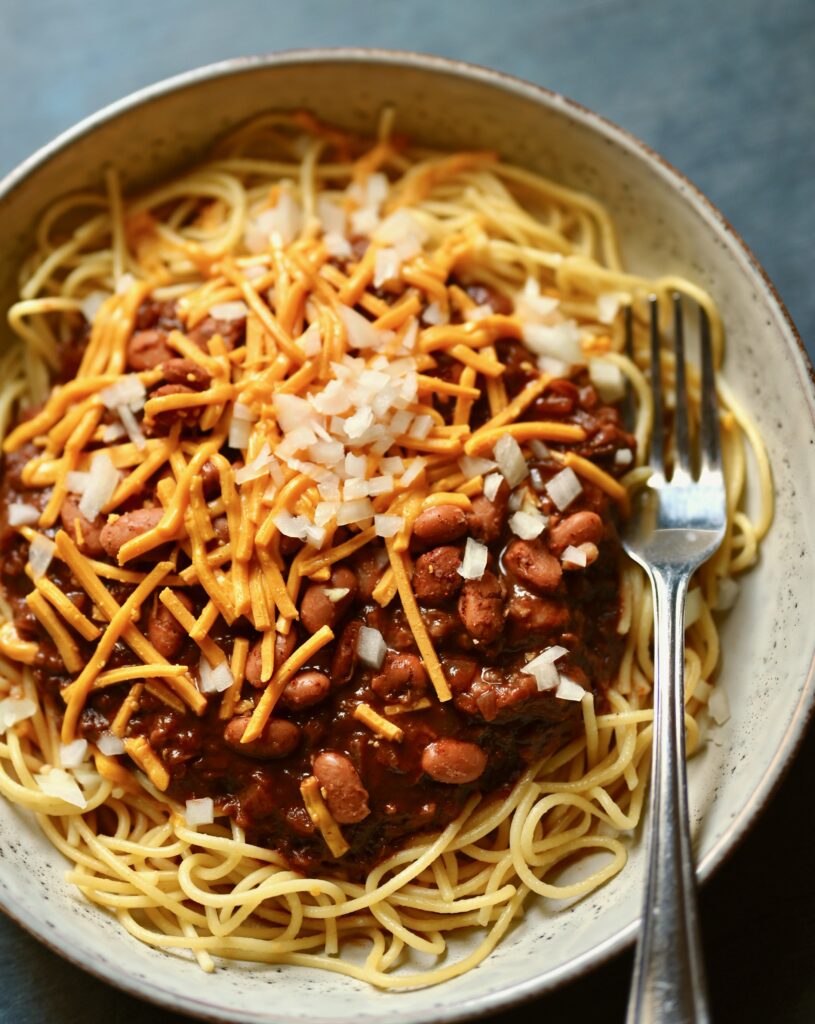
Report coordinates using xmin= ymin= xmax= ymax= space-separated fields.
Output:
xmin=312 ymin=751 xmax=370 ymax=824
xmin=147 ymin=592 xmax=192 ymax=658
xmin=457 ymin=571 xmax=504 ymax=643
xmin=412 ymin=546 xmax=463 ymax=605
xmin=371 ymin=652 xmax=427 ymax=701
xmin=445 ymin=657 xmax=480 ymax=694
xmin=59 ymin=495 xmax=105 ymax=556
xmin=412 ymin=504 xmax=467 ymax=546
xmin=352 ymin=546 xmax=388 ymax=599
xmin=224 ymin=716 xmax=300 ymax=759
xmin=146 ymin=383 xmax=200 ymax=426
xmin=200 ymin=459 xmax=221 ymax=499
xmin=245 ymin=631 xmax=300 ymax=689
xmin=506 ymin=595 xmax=570 ymax=635
xmin=99 ymin=507 xmax=165 ymax=559
xmin=276 ymin=629 xmax=298 ymax=665
xmin=504 ymin=539 xmax=562 ymax=593
xmin=126 ymin=329 xmax=174 ymax=371
xmin=467 ymin=480 xmax=509 ymax=543
xmin=299 ymin=566 xmax=358 ymax=634
xmin=188 ymin=315 xmax=245 ymax=352
xmin=212 ymin=515 xmax=230 ymax=545
xmin=280 ymin=670 xmax=331 ymax=710
xmin=160 ymin=358 xmax=211 ymax=390
xmin=330 ymin=620 xmax=361 ymax=686
xmin=421 ymin=738 xmax=487 ymax=784
xmin=547 ymin=511 xmax=604 ymax=555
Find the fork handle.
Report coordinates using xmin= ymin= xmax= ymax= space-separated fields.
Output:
xmin=626 ymin=569 xmax=712 ymax=1024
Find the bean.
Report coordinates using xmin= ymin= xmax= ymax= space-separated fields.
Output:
xmin=458 ymin=570 xmax=504 ymax=643
xmin=147 ymin=592 xmax=192 ymax=658
xmin=412 ymin=504 xmax=467 ymax=546
xmin=371 ymin=652 xmax=427 ymax=701
xmin=188 ymin=315 xmax=245 ymax=352
xmin=200 ymin=459 xmax=221 ymax=499
xmin=330 ymin=620 xmax=361 ymax=686
xmin=59 ymin=495 xmax=104 ymax=556
xmin=504 ymin=539 xmax=562 ymax=593
xmin=99 ymin=507 xmax=165 ymax=559
xmin=299 ymin=566 xmax=358 ymax=634
xmin=506 ymin=595 xmax=570 ymax=634
xmin=126 ymin=329 xmax=174 ymax=371
xmin=445 ymin=657 xmax=480 ymax=694
xmin=147 ymin=383 xmax=200 ymax=427
xmin=245 ymin=631 xmax=299 ymax=689
xmin=224 ymin=716 xmax=300 ymax=759
xmin=280 ymin=670 xmax=331 ymax=710
xmin=312 ymin=751 xmax=370 ymax=824
xmin=412 ymin=546 xmax=463 ymax=605
xmin=421 ymin=738 xmax=487 ymax=784
xmin=276 ymin=629 xmax=298 ymax=665
xmin=160 ymin=358 xmax=211 ymax=390
xmin=212 ymin=515 xmax=230 ymax=545
xmin=352 ymin=547 xmax=389 ymax=599
xmin=467 ymin=480 xmax=509 ymax=543
xmin=548 ymin=511 xmax=604 ymax=555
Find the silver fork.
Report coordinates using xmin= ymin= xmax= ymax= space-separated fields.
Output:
xmin=622 ymin=295 xmax=726 ymax=1024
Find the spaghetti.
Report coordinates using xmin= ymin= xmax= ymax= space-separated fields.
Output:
xmin=0 ymin=111 xmax=771 ymax=987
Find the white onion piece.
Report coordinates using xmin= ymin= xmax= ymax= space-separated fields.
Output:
xmin=374 ymin=514 xmax=402 ymax=538
xmin=97 ymin=733 xmax=125 ymax=756
xmin=482 ymin=472 xmax=503 ymax=502
xmin=556 ymin=677 xmax=587 ymax=702
xmin=421 ymin=302 xmax=447 ymax=326
xmin=708 ymin=687 xmax=730 ymax=725
xmin=337 ymin=304 xmax=393 ymax=351
xmin=232 ymin=401 xmax=257 ymax=423
xmin=374 ymin=247 xmax=402 ymax=288
xmin=399 ymin=458 xmax=426 ymax=488
xmin=545 ymin=468 xmax=582 ymax=512
xmin=8 ymin=502 xmax=40 ymax=526
xmin=529 ymin=439 xmax=551 ymax=460
xmin=59 ymin=739 xmax=88 ymax=768
xmin=274 ymin=512 xmax=310 ymax=539
xmin=314 ymin=502 xmax=339 ymax=528
xmin=199 ymin=656 xmax=233 ymax=694
xmin=509 ymin=510 xmax=547 ymax=540
xmin=459 ymin=455 xmax=497 ymax=477
xmin=524 ymin=645 xmax=568 ymax=671
xmin=589 ymin=358 xmax=625 ymax=402
xmin=343 ymin=478 xmax=370 ymax=501
xmin=614 ymin=448 xmax=633 ymax=467
xmin=102 ymin=422 xmax=127 ymax=442
xmin=245 ymin=193 xmax=302 ymax=251
xmin=66 ymin=471 xmax=90 ymax=493
xmin=596 ymin=292 xmax=629 ymax=324
xmin=324 ymin=232 xmax=353 ymax=259
xmin=0 ymin=697 xmax=37 ymax=733
xmin=537 ymin=355 xmax=570 ymax=378
xmin=36 ymin=768 xmax=86 ymax=808
xmin=79 ymin=451 xmax=120 ymax=521
xmin=714 ymin=577 xmax=740 ymax=611
xmin=317 ymin=196 xmax=346 ymax=237
xmin=494 ymin=434 xmax=528 ymax=488
xmin=684 ymin=588 xmax=703 ymax=629
xmin=526 ymin=659 xmax=559 ymax=692
xmin=185 ymin=797 xmax=214 ymax=826
xmin=80 ymin=290 xmax=109 ymax=323
xmin=274 ymin=394 xmax=315 ymax=433
xmin=561 ymin=544 xmax=588 ymax=568
xmin=519 ymin=277 xmax=559 ymax=318
xmin=523 ymin=320 xmax=583 ymax=364
xmin=465 ymin=304 xmax=492 ymax=322
xmin=297 ymin=322 xmax=323 ymax=357
xmin=390 ymin=410 xmax=413 ymax=436
xmin=356 ymin=626 xmax=387 ymax=669
xmin=345 ymin=406 xmax=374 ymax=439
xmin=336 ymin=499 xmax=374 ymax=525
xmin=234 ymin=444 xmax=275 ymax=484
xmin=118 ymin=405 xmax=146 ymax=450
xmin=228 ymin=415 xmax=252 ymax=450
xmin=408 ymin=414 xmax=433 ymax=440
xmin=28 ymin=535 xmax=55 ymax=579
xmin=99 ymin=375 xmax=146 ymax=411
xmin=209 ymin=300 xmax=248 ymax=322
xmin=324 ymin=587 xmax=350 ymax=603
xmin=458 ymin=538 xmax=488 ymax=580
xmin=374 ymin=208 xmax=427 ymax=246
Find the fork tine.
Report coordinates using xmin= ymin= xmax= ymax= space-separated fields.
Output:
xmin=648 ymin=296 xmax=665 ymax=475
xmin=672 ymin=293 xmax=692 ymax=477
xmin=698 ymin=305 xmax=722 ymax=475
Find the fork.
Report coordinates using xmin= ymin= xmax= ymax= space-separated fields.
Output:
xmin=622 ymin=295 xmax=726 ymax=1024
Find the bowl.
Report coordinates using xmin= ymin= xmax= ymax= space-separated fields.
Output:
xmin=1 ymin=49 xmax=814 ymax=1024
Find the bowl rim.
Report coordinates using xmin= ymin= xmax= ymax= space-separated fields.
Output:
xmin=1 ymin=45 xmax=814 ymax=1024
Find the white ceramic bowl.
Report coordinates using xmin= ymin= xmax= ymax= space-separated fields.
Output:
xmin=1 ymin=50 xmax=814 ymax=1024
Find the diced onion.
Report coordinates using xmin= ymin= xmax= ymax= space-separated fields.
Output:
xmin=561 ymin=544 xmax=588 ymax=568
xmin=357 ymin=626 xmax=387 ymax=669
xmin=199 ymin=656 xmax=234 ymax=694
xmin=374 ymin=208 xmax=428 ymax=247
xmin=79 ymin=451 xmax=120 ymax=521
xmin=374 ymin=247 xmax=402 ymax=288
xmin=708 ymin=687 xmax=731 ymax=725
xmin=525 ymin=659 xmax=559 ymax=692
xmin=118 ymin=405 xmax=146 ymax=450
xmin=28 ymin=534 xmax=55 ymax=579
xmin=714 ymin=577 xmax=740 ymax=611
xmin=0 ymin=697 xmax=37 ymax=733
xmin=80 ymin=290 xmax=109 ymax=323
xmin=97 ymin=733 xmax=125 ymax=756
xmin=245 ymin=192 xmax=302 ymax=251
xmin=458 ymin=537 xmax=488 ymax=580
xmin=324 ymin=587 xmax=350 ymax=603
xmin=274 ymin=394 xmax=314 ymax=433
xmin=102 ymin=422 xmax=127 ymax=442
xmin=185 ymin=797 xmax=214 ymax=826
xmin=519 ymin=277 xmax=559 ymax=319
xmin=459 ymin=455 xmax=497 ymax=477
xmin=556 ymin=677 xmax=587 ymax=702
xmin=8 ymin=502 xmax=40 ymax=526
xmin=614 ymin=448 xmax=633 ymax=467
xmin=209 ymin=300 xmax=248 ymax=322
xmin=336 ymin=498 xmax=374 ymax=525
xmin=234 ymin=443 xmax=274 ymax=484
xmin=421 ymin=302 xmax=447 ymax=326
xmin=274 ymin=511 xmax=310 ymax=539
xmin=545 ymin=467 xmax=582 ymax=511
xmin=399 ymin=458 xmax=426 ymax=488
xmin=483 ymin=472 xmax=503 ymax=502
xmin=596 ymin=291 xmax=629 ymax=324
xmin=59 ymin=739 xmax=88 ymax=768
xmin=228 ymin=415 xmax=252 ymax=450
xmin=465 ymin=304 xmax=492 ymax=322
xmin=522 ymin=320 xmax=583 ymax=365
xmin=345 ymin=406 xmax=374 ymax=439
xmin=509 ymin=510 xmax=547 ymax=540
xmin=408 ymin=414 xmax=433 ymax=440
xmin=684 ymin=587 xmax=703 ymax=629
xmin=36 ymin=768 xmax=87 ymax=808
xmin=589 ymin=358 xmax=625 ymax=402
xmin=317 ymin=196 xmax=346 ymax=237
xmin=297 ymin=322 xmax=322 ymax=356
xmin=99 ymin=375 xmax=146 ymax=411
xmin=494 ymin=434 xmax=528 ymax=488
xmin=337 ymin=304 xmax=393 ymax=351
xmin=374 ymin=514 xmax=402 ymax=538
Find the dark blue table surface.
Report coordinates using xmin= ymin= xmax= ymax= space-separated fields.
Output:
xmin=1 ymin=2 xmax=813 ymax=1022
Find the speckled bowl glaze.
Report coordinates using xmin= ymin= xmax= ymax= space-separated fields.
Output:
xmin=0 ymin=50 xmax=813 ymax=1024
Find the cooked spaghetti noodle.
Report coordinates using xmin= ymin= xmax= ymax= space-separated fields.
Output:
xmin=0 ymin=111 xmax=771 ymax=988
